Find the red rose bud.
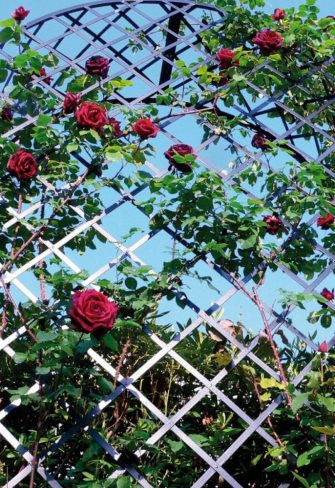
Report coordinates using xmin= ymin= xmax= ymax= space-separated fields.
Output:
xmin=252 ymin=132 xmax=268 ymax=149
xmin=317 ymin=213 xmax=334 ymax=230
xmin=252 ymin=29 xmax=283 ymax=55
xmin=164 ymin=144 xmax=195 ymax=173
xmin=75 ymin=101 xmax=107 ymax=131
xmin=69 ymin=289 xmax=118 ymax=336
xmin=263 ymin=215 xmax=282 ymax=235
xmin=1 ymin=107 xmax=13 ymax=121
xmin=321 ymin=287 xmax=334 ymax=302
xmin=85 ymin=55 xmax=110 ymax=78
xmin=108 ymin=117 xmax=122 ymax=138
xmin=7 ymin=149 xmax=38 ymax=180
xmin=318 ymin=341 xmax=329 ymax=353
xmin=132 ymin=118 xmax=159 ymax=140
xmin=12 ymin=6 xmax=29 ymax=21
xmin=40 ymin=68 xmax=52 ymax=85
xmin=63 ymin=93 xmax=81 ymax=114
xmin=273 ymin=8 xmax=285 ymax=20
xmin=216 ymin=48 xmax=239 ymax=69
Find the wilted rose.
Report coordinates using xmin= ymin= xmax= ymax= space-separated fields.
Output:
xmin=252 ymin=133 xmax=268 ymax=149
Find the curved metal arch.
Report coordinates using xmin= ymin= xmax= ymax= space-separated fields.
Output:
xmin=25 ymin=0 xmax=226 ymax=30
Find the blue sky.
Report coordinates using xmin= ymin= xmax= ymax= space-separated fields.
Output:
xmin=0 ymin=0 xmax=331 ymax=21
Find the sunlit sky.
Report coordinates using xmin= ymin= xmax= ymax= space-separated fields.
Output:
xmin=0 ymin=0 xmax=331 ymax=21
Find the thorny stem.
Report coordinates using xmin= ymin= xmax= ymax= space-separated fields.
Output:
xmin=0 ymin=167 xmax=91 ymax=279
xmin=253 ymin=377 xmax=284 ymax=448
xmin=1 ymin=191 xmax=23 ymax=338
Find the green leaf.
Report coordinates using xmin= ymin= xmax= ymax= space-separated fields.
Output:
xmin=311 ymin=426 xmax=335 ymax=435
xmin=297 ymin=445 xmax=324 ymax=468
xmin=125 ymin=277 xmax=137 ymax=290
xmin=36 ymin=331 xmax=55 ymax=342
xmin=291 ymin=393 xmax=309 ymax=414
xmin=13 ymin=352 xmax=27 ymax=364
xmin=292 ymin=472 xmax=310 ymax=488
xmin=36 ymin=114 xmax=53 ymax=127
xmin=259 ymin=378 xmax=286 ymax=390
xmin=321 ymin=314 xmax=332 ymax=328
xmin=103 ymin=332 xmax=119 ymax=352
xmin=0 ymin=27 xmax=13 ymax=44
xmin=166 ymin=439 xmax=184 ymax=453
xmin=36 ymin=366 xmax=51 ymax=375
xmin=0 ymin=19 xmax=16 ymax=28
xmin=317 ymin=396 xmax=335 ymax=412
xmin=239 ymin=234 xmax=257 ymax=249
xmin=116 ymin=477 xmax=131 ymax=488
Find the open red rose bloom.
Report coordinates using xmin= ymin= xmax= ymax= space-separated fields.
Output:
xmin=215 ymin=48 xmax=239 ymax=69
xmin=317 ymin=213 xmax=334 ymax=230
xmin=252 ymin=29 xmax=283 ymax=55
xmin=132 ymin=118 xmax=159 ymax=140
xmin=85 ymin=55 xmax=110 ymax=78
xmin=75 ymin=101 xmax=107 ymax=131
xmin=7 ymin=149 xmax=38 ymax=180
xmin=69 ymin=289 xmax=118 ymax=334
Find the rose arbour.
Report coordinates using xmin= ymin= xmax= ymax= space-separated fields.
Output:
xmin=1 ymin=1 xmax=335 ymax=487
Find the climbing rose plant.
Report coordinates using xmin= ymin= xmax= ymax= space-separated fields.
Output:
xmin=0 ymin=1 xmax=335 ymax=487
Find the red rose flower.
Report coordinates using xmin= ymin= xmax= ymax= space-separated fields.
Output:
xmin=108 ymin=117 xmax=122 ymax=138
xmin=132 ymin=118 xmax=159 ymax=140
xmin=75 ymin=101 xmax=107 ymax=131
xmin=273 ymin=8 xmax=285 ymax=20
xmin=7 ymin=149 xmax=38 ymax=180
xmin=212 ymin=71 xmax=229 ymax=87
xmin=318 ymin=341 xmax=329 ymax=353
xmin=85 ymin=56 xmax=110 ymax=78
xmin=216 ymin=48 xmax=239 ymax=69
xmin=252 ymin=29 xmax=283 ymax=55
xmin=317 ymin=213 xmax=334 ymax=230
xmin=40 ymin=68 xmax=52 ymax=85
xmin=252 ymin=133 xmax=268 ymax=149
xmin=69 ymin=289 xmax=118 ymax=335
xmin=263 ymin=215 xmax=283 ymax=235
xmin=63 ymin=93 xmax=81 ymax=114
xmin=12 ymin=6 xmax=29 ymax=21
xmin=320 ymin=287 xmax=334 ymax=302
xmin=164 ymin=144 xmax=195 ymax=173
xmin=1 ymin=107 xmax=13 ymax=121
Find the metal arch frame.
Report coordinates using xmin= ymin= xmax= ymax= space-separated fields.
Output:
xmin=0 ymin=1 xmax=335 ymax=487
